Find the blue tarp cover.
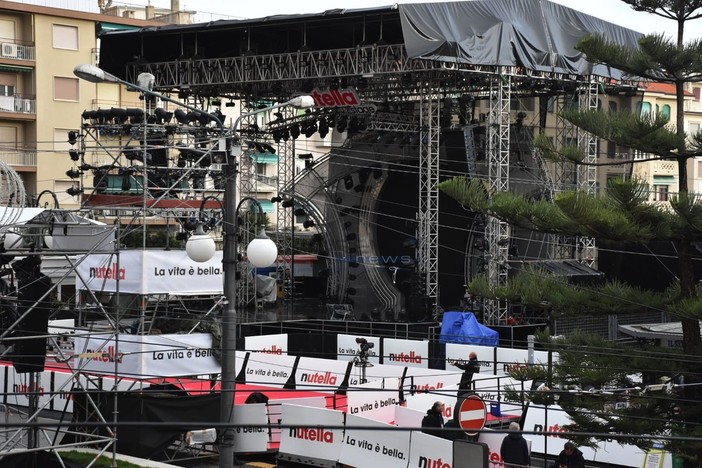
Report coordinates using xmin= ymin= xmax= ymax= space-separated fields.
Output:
xmin=439 ymin=311 xmax=499 ymax=346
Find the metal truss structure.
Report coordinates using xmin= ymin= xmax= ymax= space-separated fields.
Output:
xmin=276 ymin=107 xmax=295 ymax=287
xmin=483 ymin=73 xmax=512 ymax=326
xmin=417 ymin=86 xmax=441 ymax=310
xmin=120 ymin=38 xmax=635 ymax=323
xmin=577 ymin=82 xmax=599 ymax=267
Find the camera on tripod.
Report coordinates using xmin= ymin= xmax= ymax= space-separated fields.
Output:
xmin=355 ymin=337 xmax=374 ymax=353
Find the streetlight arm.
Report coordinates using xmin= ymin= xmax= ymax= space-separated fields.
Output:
xmin=230 ymin=96 xmax=315 ymax=136
xmin=73 ymin=64 xmax=224 ymax=130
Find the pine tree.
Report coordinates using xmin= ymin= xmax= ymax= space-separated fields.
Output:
xmin=439 ymin=1 xmax=702 ymax=464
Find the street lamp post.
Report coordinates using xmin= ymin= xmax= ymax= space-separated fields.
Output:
xmin=73 ymin=64 xmax=313 ymax=468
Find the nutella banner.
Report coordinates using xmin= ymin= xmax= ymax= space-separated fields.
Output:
xmin=233 ymin=403 xmax=269 ymax=453
xmin=76 ymin=250 xmax=224 ymax=295
xmin=296 ymin=357 xmax=351 ymax=391
xmin=245 ymin=334 xmax=288 ymax=355
xmin=445 ymin=343 xmax=497 ymax=375
xmin=496 ymin=347 xmax=550 ymax=373
xmin=238 ymin=350 xmax=297 ymax=387
xmin=74 ymin=333 xmax=220 ymax=377
xmin=382 ymin=338 xmax=428 ymax=368
xmin=337 ymin=334 xmax=380 ymax=365
xmin=478 ymin=429 xmax=532 ymax=466
xmin=400 ymin=366 xmax=461 ymax=394
xmin=339 ymin=414 xmax=411 ymax=468
xmin=523 ymin=404 xmax=668 ymax=466
xmin=408 ymin=431 xmax=453 ymax=468
xmin=346 ymin=380 xmax=400 ymax=423
xmin=279 ymin=404 xmax=345 ymax=465
xmin=403 ymin=390 xmax=456 ymax=423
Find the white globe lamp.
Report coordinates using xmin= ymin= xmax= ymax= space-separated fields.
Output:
xmin=247 ymin=229 xmax=278 ymax=267
xmin=186 ymin=225 xmax=216 ymax=263
xmin=3 ymin=231 xmax=22 ymax=251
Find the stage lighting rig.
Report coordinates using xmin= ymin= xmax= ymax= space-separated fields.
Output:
xmin=68 ymin=149 xmax=83 ymax=162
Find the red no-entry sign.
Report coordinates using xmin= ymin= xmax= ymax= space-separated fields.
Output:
xmin=458 ymin=395 xmax=487 ymax=435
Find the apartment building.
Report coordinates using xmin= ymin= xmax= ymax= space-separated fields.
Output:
xmin=0 ymin=1 xmax=176 ymax=209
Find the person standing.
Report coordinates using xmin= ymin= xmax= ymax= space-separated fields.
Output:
xmin=453 ymin=351 xmax=480 ymax=393
xmin=500 ymin=422 xmax=530 ymax=468
xmin=551 ymin=441 xmax=585 ymax=468
xmin=421 ymin=401 xmax=446 ymax=438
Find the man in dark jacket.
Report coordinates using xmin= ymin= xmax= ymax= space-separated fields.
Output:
xmin=551 ymin=441 xmax=586 ymax=468
xmin=453 ymin=351 xmax=480 ymax=393
xmin=421 ymin=401 xmax=445 ymax=438
xmin=500 ymin=422 xmax=530 ymax=468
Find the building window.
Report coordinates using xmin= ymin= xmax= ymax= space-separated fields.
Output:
xmin=654 ymin=185 xmax=669 ymax=202
xmin=608 ymin=101 xmax=618 ymax=113
xmin=637 ymin=101 xmax=652 ymax=116
xmin=54 ymin=77 xmax=79 ymax=101
xmin=0 ymin=84 xmax=15 ymax=96
xmin=662 ymin=104 xmax=671 ymax=120
xmin=607 ymin=141 xmax=616 ymax=158
xmin=52 ymin=24 xmax=79 ymax=50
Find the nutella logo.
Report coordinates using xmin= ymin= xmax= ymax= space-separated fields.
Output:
xmin=86 ymin=346 xmax=123 ymax=363
xmin=300 ymin=371 xmax=337 ymax=385
xmin=13 ymin=383 xmax=44 ymax=396
xmin=504 ymin=362 xmax=528 ymax=373
xmin=388 ymin=351 xmax=422 ymax=364
xmin=89 ymin=263 xmax=125 ymax=280
xmin=310 ymin=88 xmax=360 ymax=107
xmin=259 ymin=345 xmax=283 ymax=354
xmin=533 ymin=423 xmax=569 ymax=436
xmin=418 ymin=456 xmax=450 ymax=468
xmin=409 ymin=382 xmax=444 ymax=392
xmin=289 ymin=427 xmax=334 ymax=443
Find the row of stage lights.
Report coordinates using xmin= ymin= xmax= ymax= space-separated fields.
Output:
xmin=81 ymin=107 xmax=224 ymax=127
xmin=270 ymin=112 xmax=368 ymax=143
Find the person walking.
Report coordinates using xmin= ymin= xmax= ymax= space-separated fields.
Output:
xmin=551 ymin=441 xmax=585 ymax=468
xmin=421 ymin=401 xmax=446 ymax=438
xmin=500 ymin=422 xmax=530 ymax=468
xmin=453 ymin=351 xmax=480 ymax=393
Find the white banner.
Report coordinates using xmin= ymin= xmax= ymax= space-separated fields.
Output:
xmin=233 ymin=403 xmax=269 ymax=453
xmin=76 ymin=250 xmax=224 ymax=295
xmin=383 ymin=338 xmax=428 ymax=368
xmin=337 ymin=334 xmax=380 ymax=364
xmin=245 ymin=334 xmax=288 ymax=355
xmin=296 ymin=357 xmax=352 ymax=391
xmin=339 ymin=414 xmax=411 ymax=468
xmin=445 ymin=343 xmax=497 ymax=375
xmin=240 ymin=351 xmax=297 ymax=387
xmin=346 ymin=381 xmax=400 ymax=422
xmin=403 ymin=390 xmax=457 ymax=424
xmin=496 ymin=347 xmax=550 ymax=374
xmin=408 ymin=431 xmax=453 ymax=468
xmin=74 ymin=333 xmax=220 ymax=377
xmin=478 ymin=429 xmax=532 ymax=466
xmin=523 ymin=404 xmax=664 ymax=466
xmin=279 ymin=404 xmax=345 ymax=465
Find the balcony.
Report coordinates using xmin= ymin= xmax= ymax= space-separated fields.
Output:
xmin=0 ymin=42 xmax=35 ymax=61
xmin=0 ymin=150 xmax=37 ymax=169
xmin=0 ymin=94 xmax=36 ymax=115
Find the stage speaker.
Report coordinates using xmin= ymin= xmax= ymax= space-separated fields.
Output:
xmin=9 ymin=257 xmax=53 ymax=373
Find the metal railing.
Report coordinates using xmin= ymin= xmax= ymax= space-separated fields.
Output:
xmin=0 ymin=150 xmax=37 ymax=167
xmin=0 ymin=41 xmax=35 ymax=61
xmin=0 ymin=95 xmax=36 ymax=114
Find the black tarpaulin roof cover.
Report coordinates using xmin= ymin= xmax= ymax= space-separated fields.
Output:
xmin=99 ymin=0 xmax=642 ymax=79
xmin=398 ymin=0 xmax=642 ymax=75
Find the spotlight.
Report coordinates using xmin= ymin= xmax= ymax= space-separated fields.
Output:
xmin=271 ymin=196 xmax=283 ymax=203
xmin=281 ymin=128 xmax=290 ymax=141
xmin=290 ymin=123 xmax=301 ymax=139
xmin=303 ymin=220 xmax=315 ymax=229
xmin=294 ymin=208 xmax=306 ymax=216
xmin=154 ymin=107 xmax=173 ymax=124
xmin=109 ymin=107 xmax=128 ymax=123
xmin=303 ymin=121 xmax=318 ymax=138
xmin=65 ymin=169 xmax=82 ymax=179
xmin=68 ymin=149 xmax=83 ymax=161
xmin=174 ymin=109 xmax=189 ymax=124
xmin=282 ymin=199 xmax=295 ymax=208
xmin=66 ymin=186 xmax=83 ymax=197
xmin=318 ymin=117 xmax=329 ymax=138
xmin=336 ymin=115 xmax=348 ymax=133
xmin=67 ymin=131 xmax=78 ymax=145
